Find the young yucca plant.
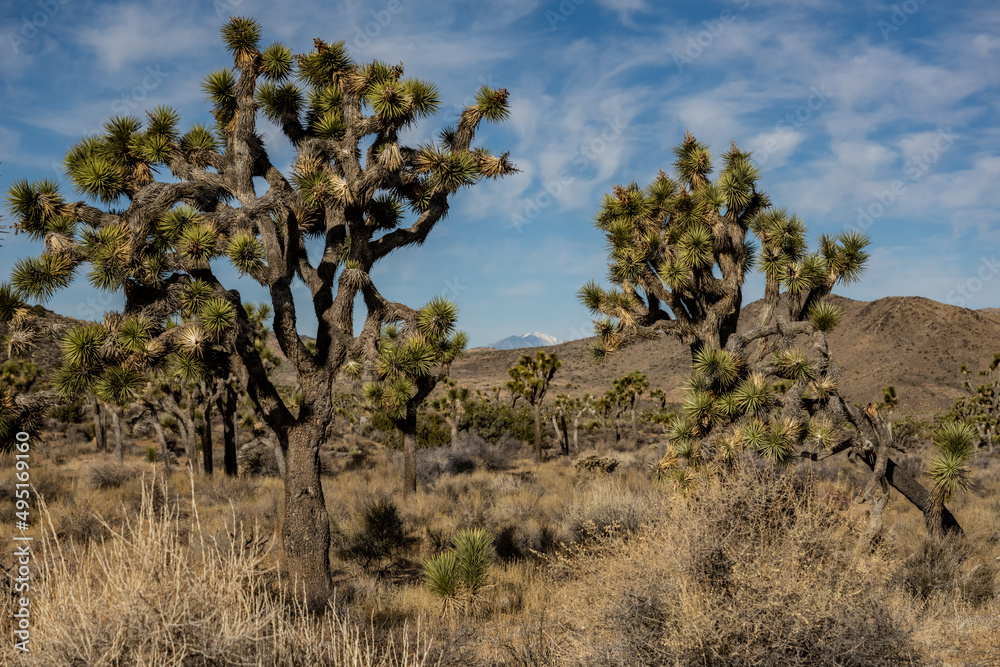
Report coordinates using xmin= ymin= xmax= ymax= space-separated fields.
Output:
xmin=929 ymin=422 xmax=976 ymax=511
xmin=453 ymin=527 xmax=494 ymax=596
xmin=422 ymin=527 xmax=494 ymax=612
xmin=424 ymin=551 xmax=461 ymax=601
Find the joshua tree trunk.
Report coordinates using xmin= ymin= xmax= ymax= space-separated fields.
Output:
xmin=202 ymin=398 xmax=214 ymax=475
xmin=269 ymin=436 xmax=286 ymax=479
xmin=150 ymin=410 xmax=172 ymax=467
xmin=184 ymin=403 xmax=198 ymax=471
xmin=109 ymin=406 xmax=124 ymax=463
xmin=89 ymin=393 xmax=106 ymax=452
xmin=630 ymin=407 xmax=638 ymax=447
xmin=219 ymin=384 xmax=238 ymax=476
xmin=849 ymin=404 xmax=963 ymax=536
xmin=555 ymin=414 xmax=570 ymax=456
xmin=280 ymin=418 xmax=332 ymax=611
xmin=401 ymin=406 xmax=418 ymax=497
xmin=448 ymin=415 xmax=459 ymax=449
xmin=572 ymin=412 xmax=584 ymax=455
xmin=533 ymin=403 xmax=543 ymax=463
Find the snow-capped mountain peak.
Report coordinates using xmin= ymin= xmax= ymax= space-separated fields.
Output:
xmin=487 ymin=332 xmax=562 ymax=350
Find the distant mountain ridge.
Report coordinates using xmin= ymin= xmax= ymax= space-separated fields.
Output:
xmin=450 ymin=295 xmax=1000 ymax=419
xmin=487 ymin=332 xmax=562 ymax=350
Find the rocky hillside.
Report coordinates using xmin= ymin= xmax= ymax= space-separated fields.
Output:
xmin=450 ymin=295 xmax=1000 ymax=419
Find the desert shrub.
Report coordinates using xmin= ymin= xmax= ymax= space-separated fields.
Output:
xmin=237 ymin=437 xmax=282 ymax=477
xmin=896 ymin=535 xmax=997 ymax=606
xmin=560 ymin=479 xmax=653 ymax=544
xmin=49 ymin=395 xmax=84 ymax=423
xmin=200 ymin=474 xmax=260 ymax=505
xmin=27 ymin=465 xmax=69 ymax=506
xmin=88 ymin=461 xmax=135 ymax=489
xmin=466 ymin=401 xmax=533 ymax=444
xmin=586 ymin=465 xmax=920 ymax=667
xmin=341 ymin=497 xmax=409 ymax=572
xmin=574 ymin=454 xmax=619 ymax=474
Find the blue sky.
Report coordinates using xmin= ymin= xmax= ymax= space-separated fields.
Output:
xmin=2 ymin=0 xmax=998 ymax=347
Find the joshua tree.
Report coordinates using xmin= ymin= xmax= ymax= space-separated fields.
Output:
xmin=506 ymin=351 xmax=561 ymax=463
xmin=552 ymin=392 xmax=593 ymax=456
xmin=432 ymin=378 xmax=469 ymax=448
xmin=579 ymin=134 xmax=868 ymax=361
xmin=582 ymin=134 xmax=965 ymax=538
xmin=613 ymin=371 xmax=649 ymax=446
xmin=1 ymin=17 xmax=514 ymax=609
xmin=363 ymin=297 xmax=467 ymax=496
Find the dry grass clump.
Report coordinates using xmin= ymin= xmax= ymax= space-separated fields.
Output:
xmin=555 ymin=463 xmax=925 ymax=666
xmin=3 ymin=477 xmax=434 ymax=667
xmin=88 ymin=459 xmax=141 ymax=489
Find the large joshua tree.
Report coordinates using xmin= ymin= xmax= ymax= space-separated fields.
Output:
xmin=581 ymin=134 xmax=961 ymax=537
xmin=0 ymin=17 xmax=515 ymax=609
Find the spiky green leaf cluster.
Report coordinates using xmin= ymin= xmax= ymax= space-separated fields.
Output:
xmin=808 ymin=301 xmax=843 ymax=332
xmin=260 ymin=42 xmax=293 ymax=80
xmin=221 ymin=16 xmax=261 ymax=67
xmin=203 ymin=68 xmax=238 ymax=127
xmin=10 ymin=254 xmax=76 ymax=302
xmin=472 ymin=85 xmax=510 ymax=123
xmin=929 ymin=422 xmax=976 ymax=501
xmin=423 ymin=527 xmax=494 ymax=602
xmin=117 ymin=314 xmax=153 ymax=353
xmin=256 ymin=81 xmax=303 ymax=124
xmin=5 ymin=179 xmax=69 ymax=240
xmin=227 ymin=230 xmax=266 ymax=275
xmin=423 ymin=551 xmax=460 ymax=600
xmin=199 ymin=297 xmax=235 ymax=337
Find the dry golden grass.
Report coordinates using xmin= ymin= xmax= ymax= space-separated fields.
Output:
xmin=2 ymin=472 xmax=433 ymax=666
xmin=1 ymin=437 xmax=998 ymax=666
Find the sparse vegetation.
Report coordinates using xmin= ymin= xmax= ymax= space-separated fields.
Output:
xmin=0 ymin=15 xmax=997 ymax=667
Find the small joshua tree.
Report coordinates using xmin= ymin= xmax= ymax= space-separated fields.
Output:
xmin=552 ymin=392 xmax=593 ymax=456
xmin=506 ymin=351 xmax=561 ymax=463
xmin=363 ymin=297 xmax=467 ymax=496
xmin=613 ymin=371 xmax=649 ymax=447
xmin=1 ymin=17 xmax=514 ymax=608
xmin=431 ymin=378 xmax=469 ymax=448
